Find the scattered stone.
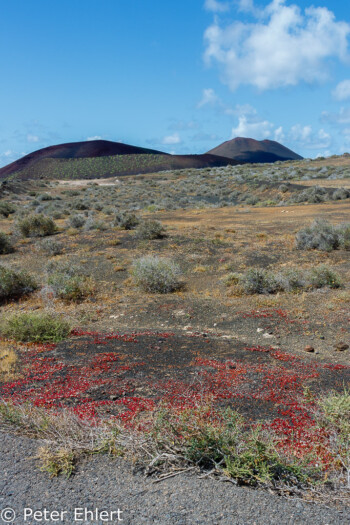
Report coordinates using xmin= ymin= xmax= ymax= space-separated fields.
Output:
xmin=263 ymin=333 xmax=274 ymax=339
xmin=334 ymin=342 xmax=349 ymax=352
xmin=257 ymin=328 xmax=264 ymax=333
xmin=304 ymin=345 xmax=315 ymax=353
xmin=109 ymin=395 xmax=119 ymax=401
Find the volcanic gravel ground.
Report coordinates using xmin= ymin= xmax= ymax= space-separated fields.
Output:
xmin=1 ymin=431 xmax=349 ymax=525
xmin=2 ymin=332 xmax=349 ymax=423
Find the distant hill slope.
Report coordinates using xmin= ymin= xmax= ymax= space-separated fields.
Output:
xmin=0 ymin=140 xmax=239 ymax=181
xmin=207 ymin=137 xmax=303 ymax=163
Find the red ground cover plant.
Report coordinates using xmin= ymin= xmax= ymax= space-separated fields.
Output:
xmin=0 ymin=330 xmax=349 ymax=473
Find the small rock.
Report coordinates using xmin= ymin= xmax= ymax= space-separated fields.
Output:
xmin=334 ymin=342 xmax=349 ymax=352
xmin=257 ymin=328 xmax=264 ymax=333
xmin=263 ymin=333 xmax=274 ymax=339
xmin=304 ymin=345 xmax=315 ymax=353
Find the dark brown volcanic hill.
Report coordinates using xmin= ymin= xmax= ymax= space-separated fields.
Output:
xmin=0 ymin=140 xmax=166 ymax=178
xmin=0 ymin=140 xmax=240 ymax=181
xmin=207 ymin=137 xmax=303 ymax=163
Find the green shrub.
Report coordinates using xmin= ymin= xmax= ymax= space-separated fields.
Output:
xmin=0 ymin=265 xmax=37 ymax=301
xmin=1 ymin=312 xmax=71 ymax=342
xmin=0 ymin=201 xmax=16 ymax=217
xmin=240 ymin=269 xmax=285 ymax=295
xmin=316 ymin=389 xmax=350 ymax=482
xmin=226 ymin=266 xmax=341 ymax=294
xmin=295 ymin=219 xmax=339 ymax=251
xmin=114 ymin=211 xmax=139 ymax=230
xmin=47 ymin=261 xmax=94 ymax=302
xmin=338 ymin=223 xmax=350 ymax=250
xmin=0 ymin=232 xmax=14 ymax=254
xmin=136 ymin=220 xmax=166 ymax=240
xmin=17 ymin=214 xmax=57 ymax=238
xmin=309 ymin=265 xmax=342 ymax=289
xmin=83 ymin=216 xmax=107 ymax=231
xmin=68 ymin=214 xmax=86 ymax=229
xmin=131 ymin=256 xmax=182 ymax=293
xmin=150 ymin=404 xmax=308 ymax=486
xmin=38 ymin=238 xmax=63 ymax=256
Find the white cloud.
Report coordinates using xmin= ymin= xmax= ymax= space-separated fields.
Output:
xmin=204 ymin=0 xmax=230 ymax=13
xmin=332 ymin=80 xmax=350 ymax=101
xmin=322 ymin=107 xmax=350 ymax=125
xmin=27 ymin=134 xmax=39 ymax=143
xmin=225 ymin=103 xmax=257 ymax=117
xmin=290 ymin=124 xmax=312 ymax=141
xmin=197 ymin=88 xmax=219 ymax=108
xmin=86 ymin=135 xmax=103 ymax=141
xmin=168 ymin=120 xmax=198 ymax=131
xmin=237 ymin=0 xmax=262 ymax=16
xmin=161 ymin=133 xmax=181 ymax=145
xmin=231 ymin=115 xmax=274 ymax=139
xmin=290 ymin=124 xmax=331 ymax=149
xmin=204 ymin=0 xmax=350 ymax=90
xmin=274 ymin=126 xmax=285 ymax=142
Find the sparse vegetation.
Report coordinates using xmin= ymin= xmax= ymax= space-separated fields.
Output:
xmin=1 ymin=312 xmax=71 ymax=342
xmin=131 ymin=256 xmax=182 ymax=293
xmin=0 ymin=232 xmax=14 ymax=254
xmin=38 ymin=238 xmax=64 ymax=256
xmin=0 ymin=265 xmax=37 ymax=301
xmin=226 ymin=265 xmax=342 ymax=294
xmin=68 ymin=214 xmax=86 ymax=229
xmin=136 ymin=219 xmax=166 ymax=239
xmin=309 ymin=265 xmax=342 ymax=289
xmin=0 ymin=202 xmax=16 ymax=217
xmin=47 ymin=261 xmax=94 ymax=302
xmin=0 ymin=343 xmax=18 ymax=381
xmin=296 ymin=218 xmax=350 ymax=251
xmin=17 ymin=214 xmax=57 ymax=237
xmin=114 ymin=211 xmax=139 ymax=230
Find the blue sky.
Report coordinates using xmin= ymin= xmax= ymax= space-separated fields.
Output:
xmin=1 ymin=0 xmax=350 ymax=167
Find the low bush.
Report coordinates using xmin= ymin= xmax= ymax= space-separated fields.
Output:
xmin=296 ymin=219 xmax=350 ymax=251
xmin=17 ymin=214 xmax=57 ymax=238
xmin=47 ymin=261 xmax=94 ymax=302
xmin=309 ymin=265 xmax=342 ymax=289
xmin=37 ymin=238 xmax=64 ymax=256
xmin=296 ymin=219 xmax=340 ymax=251
xmin=131 ymin=256 xmax=182 ymax=293
xmin=114 ymin=211 xmax=139 ymax=230
xmin=0 ymin=201 xmax=16 ymax=217
xmin=239 ymin=269 xmax=285 ymax=294
xmin=0 ymin=232 xmax=14 ymax=254
xmin=332 ymin=188 xmax=350 ymax=200
xmin=0 ymin=265 xmax=37 ymax=301
xmin=68 ymin=214 xmax=86 ymax=229
xmin=136 ymin=220 xmax=166 ymax=240
xmin=226 ymin=265 xmax=341 ymax=294
xmin=338 ymin=223 xmax=350 ymax=250
xmin=83 ymin=216 xmax=107 ymax=231
xmin=149 ymin=404 xmax=309 ymax=487
xmin=1 ymin=312 xmax=71 ymax=342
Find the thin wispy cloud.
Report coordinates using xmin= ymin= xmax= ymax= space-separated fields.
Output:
xmin=161 ymin=133 xmax=182 ymax=145
xmin=332 ymin=80 xmax=350 ymax=101
xmin=204 ymin=0 xmax=230 ymax=13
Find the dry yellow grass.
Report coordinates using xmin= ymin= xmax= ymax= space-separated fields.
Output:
xmin=0 ymin=342 xmax=19 ymax=381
